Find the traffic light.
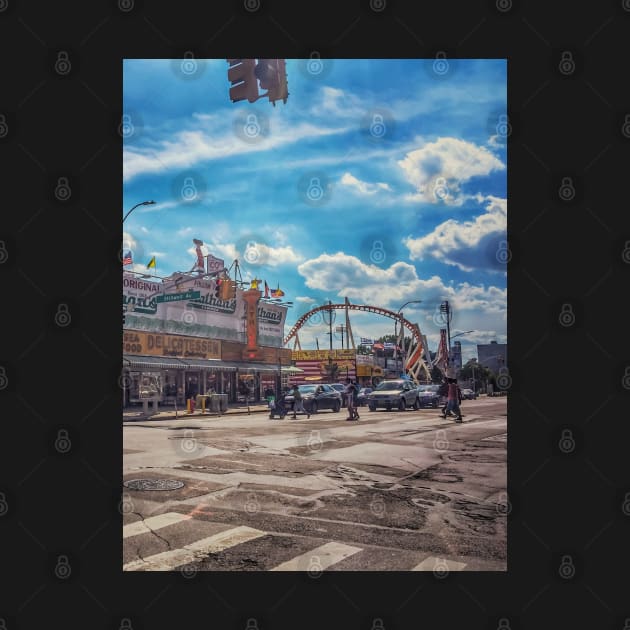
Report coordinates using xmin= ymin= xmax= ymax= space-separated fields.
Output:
xmin=227 ymin=59 xmax=260 ymax=103
xmin=214 ymin=279 xmax=222 ymax=298
xmin=220 ymin=279 xmax=236 ymax=300
xmin=257 ymin=59 xmax=288 ymax=106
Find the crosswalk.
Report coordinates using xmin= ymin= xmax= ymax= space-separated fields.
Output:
xmin=123 ymin=512 xmax=496 ymax=572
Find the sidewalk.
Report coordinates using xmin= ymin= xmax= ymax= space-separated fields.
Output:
xmin=123 ymin=402 xmax=272 ymax=421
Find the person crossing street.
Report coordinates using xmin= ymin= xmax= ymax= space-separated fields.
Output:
xmin=290 ymin=384 xmax=310 ymax=419
xmin=442 ymin=378 xmax=463 ymax=423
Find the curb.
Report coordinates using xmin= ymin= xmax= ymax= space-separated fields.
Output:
xmin=123 ymin=407 xmax=271 ymax=421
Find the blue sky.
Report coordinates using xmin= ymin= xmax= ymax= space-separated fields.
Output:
xmin=123 ymin=58 xmax=507 ymax=363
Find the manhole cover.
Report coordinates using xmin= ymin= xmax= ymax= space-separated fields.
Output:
xmin=123 ymin=479 xmax=185 ymax=491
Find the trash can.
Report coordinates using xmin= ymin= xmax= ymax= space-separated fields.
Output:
xmin=196 ymin=394 xmax=211 ymax=413
xmin=209 ymin=394 xmax=221 ymax=414
xmin=217 ymin=393 xmax=228 ymax=412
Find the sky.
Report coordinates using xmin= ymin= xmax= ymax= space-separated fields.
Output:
xmin=123 ymin=58 xmax=507 ymax=364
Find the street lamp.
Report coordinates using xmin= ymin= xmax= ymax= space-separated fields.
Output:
xmin=123 ymin=200 xmax=155 ymax=223
xmin=394 ymin=300 xmax=422 ymax=373
xmin=451 ymin=330 xmax=474 ymax=340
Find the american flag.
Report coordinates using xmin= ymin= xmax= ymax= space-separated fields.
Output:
xmin=122 ymin=250 xmax=132 ymax=266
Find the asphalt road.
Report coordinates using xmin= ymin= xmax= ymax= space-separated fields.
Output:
xmin=122 ymin=396 xmax=507 ymax=572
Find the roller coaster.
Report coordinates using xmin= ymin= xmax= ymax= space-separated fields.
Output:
xmin=283 ymin=298 xmax=432 ymax=384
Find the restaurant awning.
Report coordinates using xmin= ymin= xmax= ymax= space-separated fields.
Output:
xmin=123 ymin=355 xmax=189 ymax=370
xmin=122 ymin=355 xmax=283 ymax=372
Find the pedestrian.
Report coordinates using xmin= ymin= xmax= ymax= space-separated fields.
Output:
xmin=291 ymin=384 xmax=310 ymax=419
xmin=438 ymin=377 xmax=452 ymax=417
xmin=442 ymin=378 xmax=463 ymax=423
xmin=351 ymin=380 xmax=360 ymax=420
xmin=344 ymin=379 xmax=356 ymax=420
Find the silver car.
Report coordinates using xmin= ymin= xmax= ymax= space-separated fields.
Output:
xmin=367 ymin=379 xmax=420 ymax=411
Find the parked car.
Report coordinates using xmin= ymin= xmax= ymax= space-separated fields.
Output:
xmin=357 ymin=387 xmax=373 ymax=406
xmin=330 ymin=383 xmax=346 ymax=397
xmin=284 ymin=384 xmax=342 ymax=414
xmin=461 ymin=388 xmax=477 ymax=400
xmin=367 ymin=379 xmax=420 ymax=411
xmin=415 ymin=384 xmax=441 ymax=408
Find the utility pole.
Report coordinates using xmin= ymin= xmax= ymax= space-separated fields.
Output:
xmin=328 ymin=300 xmax=333 ymax=351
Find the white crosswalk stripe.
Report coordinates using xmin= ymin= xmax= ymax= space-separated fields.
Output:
xmin=123 ymin=512 xmax=192 ymax=539
xmin=270 ymin=542 xmax=362 ymax=571
xmin=123 ymin=525 xmax=266 ymax=571
xmin=411 ymin=556 xmax=467 ymax=571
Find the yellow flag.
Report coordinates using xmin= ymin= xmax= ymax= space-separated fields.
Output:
xmin=147 ymin=256 xmax=156 ymax=269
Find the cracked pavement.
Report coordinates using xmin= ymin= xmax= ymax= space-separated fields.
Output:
xmin=123 ymin=396 xmax=507 ymax=571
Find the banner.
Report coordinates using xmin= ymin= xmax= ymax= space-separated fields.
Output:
xmin=291 ymin=349 xmax=356 ymax=361
xmin=206 ymin=254 xmax=225 ymax=273
xmin=123 ymin=330 xmax=221 ymax=360
xmin=123 ymin=272 xmax=287 ymax=347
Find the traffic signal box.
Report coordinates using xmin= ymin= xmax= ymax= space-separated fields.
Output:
xmin=227 ymin=59 xmax=260 ymax=103
xmin=227 ymin=59 xmax=288 ymax=105
xmin=220 ymin=279 xmax=236 ymax=300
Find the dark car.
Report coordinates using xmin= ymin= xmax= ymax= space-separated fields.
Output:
xmin=357 ymin=387 xmax=373 ymax=406
xmin=330 ymin=383 xmax=346 ymax=398
xmin=416 ymin=384 xmax=441 ymax=408
xmin=284 ymin=384 xmax=342 ymax=414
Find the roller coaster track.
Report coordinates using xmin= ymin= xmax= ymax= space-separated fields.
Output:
xmin=283 ymin=302 xmax=432 ymax=383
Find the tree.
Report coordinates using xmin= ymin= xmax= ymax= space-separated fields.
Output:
xmin=430 ymin=365 xmax=444 ymax=383
xmin=458 ymin=359 xmax=492 ymax=391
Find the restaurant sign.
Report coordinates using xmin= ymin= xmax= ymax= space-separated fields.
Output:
xmin=291 ymin=349 xmax=356 ymax=361
xmin=123 ymin=331 xmax=221 ymax=360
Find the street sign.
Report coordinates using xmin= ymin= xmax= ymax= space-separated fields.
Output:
xmin=155 ymin=291 xmax=201 ymax=303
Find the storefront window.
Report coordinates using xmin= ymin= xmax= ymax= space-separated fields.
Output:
xmin=205 ymin=371 xmax=218 ymax=394
xmin=162 ymin=370 xmax=178 ymax=399
xmin=129 ymin=371 xmax=162 ymax=403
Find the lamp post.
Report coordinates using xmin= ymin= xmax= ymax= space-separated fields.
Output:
xmin=394 ymin=300 xmax=422 ymax=374
xmin=123 ymin=200 xmax=156 ymax=223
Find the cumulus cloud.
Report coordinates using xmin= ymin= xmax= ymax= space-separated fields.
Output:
xmin=206 ymin=242 xmax=303 ymax=268
xmin=295 ymin=296 xmax=316 ymax=303
xmin=404 ymin=196 xmax=507 ymax=272
xmin=297 ymin=252 xmax=506 ymax=323
xmin=340 ymin=172 xmax=391 ymax=195
xmin=398 ymin=137 xmax=505 ymax=206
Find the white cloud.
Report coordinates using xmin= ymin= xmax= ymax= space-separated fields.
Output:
xmin=340 ymin=172 xmax=391 ymax=195
xmin=404 ymin=196 xmax=507 ymax=272
xmin=297 ymin=252 xmax=506 ymax=323
xmin=123 ymin=121 xmax=350 ymax=182
xmin=295 ymin=296 xmax=316 ymax=303
xmin=205 ymin=241 xmax=303 ymax=268
xmin=397 ymin=137 xmax=505 ymax=206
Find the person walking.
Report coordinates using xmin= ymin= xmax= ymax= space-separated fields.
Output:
xmin=291 ymin=384 xmax=310 ymax=419
xmin=351 ymin=380 xmax=360 ymax=420
xmin=438 ymin=377 xmax=452 ymax=417
xmin=442 ymin=378 xmax=463 ymax=422
xmin=344 ymin=379 xmax=356 ymax=420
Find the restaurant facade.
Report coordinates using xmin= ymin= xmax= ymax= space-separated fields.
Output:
xmin=123 ymin=271 xmax=292 ymax=408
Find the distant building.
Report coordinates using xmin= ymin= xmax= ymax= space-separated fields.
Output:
xmin=450 ymin=341 xmax=462 ymax=372
xmin=477 ymin=341 xmax=507 ymax=375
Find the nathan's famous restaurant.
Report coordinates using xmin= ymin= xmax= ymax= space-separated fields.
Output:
xmin=122 ymin=271 xmax=292 ymax=408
